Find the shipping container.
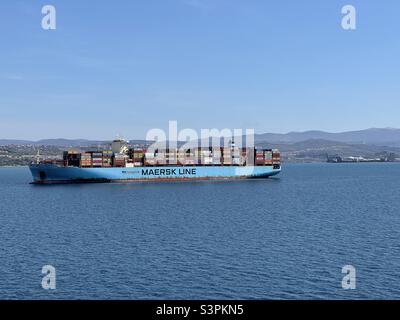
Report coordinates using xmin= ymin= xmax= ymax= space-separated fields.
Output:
xmin=180 ymin=159 xmax=195 ymax=165
xmin=113 ymin=163 xmax=126 ymax=168
xmin=167 ymin=158 xmax=178 ymax=165
xmin=232 ymin=157 xmax=240 ymax=165
xmin=201 ymin=157 xmax=213 ymax=165
xmin=264 ymin=152 xmax=272 ymax=160
xmin=145 ymin=159 xmax=157 ymax=166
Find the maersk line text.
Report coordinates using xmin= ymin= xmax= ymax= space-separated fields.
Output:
xmin=142 ymin=168 xmax=196 ymax=176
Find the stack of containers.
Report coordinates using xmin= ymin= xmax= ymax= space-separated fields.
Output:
xmin=186 ymin=150 xmax=196 ymax=165
xmin=80 ymin=153 xmax=92 ymax=167
xmin=113 ymin=153 xmax=126 ymax=167
xmin=166 ymin=148 xmax=177 ymax=165
xmin=232 ymin=147 xmax=241 ymax=166
xmin=91 ymin=152 xmax=103 ymax=167
xmin=178 ymin=149 xmax=195 ymax=165
xmin=194 ymin=148 xmax=202 ymax=165
xmin=201 ymin=148 xmax=212 ymax=165
xmin=63 ymin=150 xmax=80 ymax=167
xmin=102 ymin=150 xmax=113 ymax=167
xmin=212 ymin=147 xmax=222 ymax=165
xmin=155 ymin=150 xmax=167 ymax=166
xmin=145 ymin=151 xmax=156 ymax=166
xmin=241 ymin=148 xmax=249 ymax=166
xmin=255 ymin=150 xmax=265 ymax=165
xmin=272 ymin=149 xmax=281 ymax=165
xmin=133 ymin=148 xmax=145 ymax=167
xmin=126 ymin=159 xmax=134 ymax=167
xmin=177 ymin=149 xmax=186 ymax=165
xmin=264 ymin=150 xmax=273 ymax=165
xmin=222 ymin=148 xmax=232 ymax=165
xmin=63 ymin=151 xmax=69 ymax=161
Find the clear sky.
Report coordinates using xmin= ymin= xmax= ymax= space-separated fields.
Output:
xmin=1 ymin=0 xmax=400 ymax=140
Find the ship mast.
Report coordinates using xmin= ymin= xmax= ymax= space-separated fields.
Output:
xmin=35 ymin=148 xmax=40 ymax=164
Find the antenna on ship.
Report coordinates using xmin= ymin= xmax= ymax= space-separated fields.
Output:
xmin=230 ymin=136 xmax=235 ymax=152
xmin=35 ymin=148 xmax=40 ymax=164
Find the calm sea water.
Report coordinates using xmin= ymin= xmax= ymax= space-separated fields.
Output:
xmin=0 ymin=163 xmax=400 ymax=299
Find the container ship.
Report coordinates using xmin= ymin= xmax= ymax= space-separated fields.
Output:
xmin=29 ymin=139 xmax=281 ymax=184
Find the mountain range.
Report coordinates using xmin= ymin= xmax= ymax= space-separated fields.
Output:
xmin=0 ymin=138 xmax=145 ymax=147
xmin=254 ymin=128 xmax=400 ymax=146
xmin=2 ymin=128 xmax=400 ymax=147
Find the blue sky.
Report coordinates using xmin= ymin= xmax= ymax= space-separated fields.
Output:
xmin=0 ymin=0 xmax=400 ymax=139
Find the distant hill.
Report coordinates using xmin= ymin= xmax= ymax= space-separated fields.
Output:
xmin=0 ymin=138 xmax=108 ymax=147
xmin=2 ymin=128 xmax=400 ymax=148
xmin=0 ymin=138 xmax=148 ymax=146
xmin=255 ymin=128 xmax=400 ymax=146
xmin=0 ymin=139 xmax=33 ymax=145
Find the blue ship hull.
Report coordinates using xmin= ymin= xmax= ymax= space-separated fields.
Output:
xmin=29 ymin=164 xmax=281 ymax=184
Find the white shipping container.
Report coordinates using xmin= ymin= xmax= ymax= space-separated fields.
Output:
xmin=232 ymin=158 xmax=241 ymax=165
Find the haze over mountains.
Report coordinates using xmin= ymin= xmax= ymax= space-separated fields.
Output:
xmin=254 ymin=128 xmax=400 ymax=146
xmin=2 ymin=128 xmax=400 ymax=147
